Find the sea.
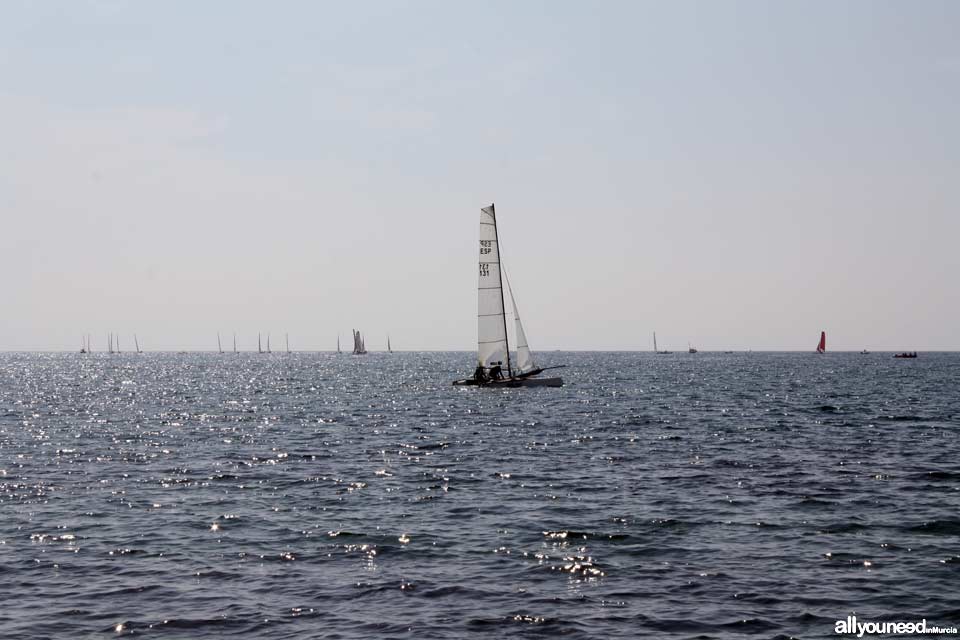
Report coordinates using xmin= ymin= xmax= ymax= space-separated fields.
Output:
xmin=1 ymin=351 xmax=958 ymax=639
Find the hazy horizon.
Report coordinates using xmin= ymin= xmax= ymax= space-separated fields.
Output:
xmin=3 ymin=1 xmax=957 ymax=352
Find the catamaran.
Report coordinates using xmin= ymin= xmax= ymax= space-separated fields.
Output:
xmin=453 ymin=203 xmax=563 ymax=387
xmin=816 ymin=331 xmax=826 ymax=354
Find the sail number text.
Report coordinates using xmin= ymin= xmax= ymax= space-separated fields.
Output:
xmin=480 ymin=240 xmax=492 ymax=255
xmin=479 ymin=263 xmax=490 ymax=277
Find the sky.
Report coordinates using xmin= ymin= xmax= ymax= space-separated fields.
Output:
xmin=1 ymin=0 xmax=958 ymax=351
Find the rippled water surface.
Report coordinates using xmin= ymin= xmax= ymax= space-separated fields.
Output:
xmin=1 ymin=351 xmax=958 ymax=639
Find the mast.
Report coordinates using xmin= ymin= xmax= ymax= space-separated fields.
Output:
xmin=490 ymin=203 xmax=512 ymax=377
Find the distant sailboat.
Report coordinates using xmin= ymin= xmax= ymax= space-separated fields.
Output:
xmin=688 ymin=342 xmax=698 ymax=354
xmin=387 ymin=334 xmax=392 ymax=353
xmin=453 ymin=203 xmax=563 ymax=387
xmin=116 ymin=334 xmax=121 ymax=354
xmin=80 ymin=335 xmax=87 ymax=354
xmin=337 ymin=335 xmax=342 ymax=354
xmin=135 ymin=334 xmax=142 ymax=354
xmin=233 ymin=332 xmax=237 ymax=354
xmin=285 ymin=333 xmax=290 ymax=354
xmin=654 ymin=332 xmax=671 ymax=354
xmin=352 ymin=329 xmax=367 ymax=355
xmin=816 ymin=331 xmax=826 ymax=354
xmin=258 ymin=333 xmax=263 ymax=354
xmin=267 ymin=333 xmax=272 ymax=354
xmin=108 ymin=333 xmax=113 ymax=354
xmin=218 ymin=332 xmax=223 ymax=354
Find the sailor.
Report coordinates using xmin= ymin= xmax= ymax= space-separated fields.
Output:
xmin=474 ymin=364 xmax=487 ymax=383
xmin=489 ymin=361 xmax=504 ymax=380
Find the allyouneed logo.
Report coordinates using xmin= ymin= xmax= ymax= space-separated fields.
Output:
xmin=835 ymin=616 xmax=957 ymax=637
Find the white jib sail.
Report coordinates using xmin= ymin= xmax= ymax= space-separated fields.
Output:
xmin=477 ymin=204 xmax=509 ymax=369
xmin=505 ymin=269 xmax=536 ymax=374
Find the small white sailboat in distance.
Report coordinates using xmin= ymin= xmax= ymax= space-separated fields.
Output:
xmin=688 ymin=342 xmax=697 ymax=354
xmin=233 ymin=332 xmax=237 ymax=354
xmin=387 ymin=334 xmax=392 ymax=353
xmin=285 ymin=333 xmax=290 ymax=354
xmin=337 ymin=335 xmax=342 ymax=354
xmin=267 ymin=333 xmax=272 ymax=354
xmin=352 ymin=330 xmax=367 ymax=355
xmin=258 ymin=333 xmax=263 ymax=354
xmin=453 ymin=203 xmax=563 ymax=387
xmin=654 ymin=332 xmax=671 ymax=354
xmin=218 ymin=332 xmax=223 ymax=354
xmin=116 ymin=334 xmax=121 ymax=354
xmin=135 ymin=334 xmax=142 ymax=354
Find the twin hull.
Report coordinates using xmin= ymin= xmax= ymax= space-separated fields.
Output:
xmin=453 ymin=376 xmax=563 ymax=388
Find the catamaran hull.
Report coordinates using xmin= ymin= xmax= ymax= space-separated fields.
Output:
xmin=453 ymin=377 xmax=563 ymax=388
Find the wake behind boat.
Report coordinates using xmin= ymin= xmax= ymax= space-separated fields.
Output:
xmin=453 ymin=203 xmax=563 ymax=388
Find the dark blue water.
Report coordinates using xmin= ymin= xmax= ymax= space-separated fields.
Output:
xmin=1 ymin=351 xmax=958 ymax=639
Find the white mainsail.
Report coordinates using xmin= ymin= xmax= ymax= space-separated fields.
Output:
xmin=504 ymin=270 xmax=536 ymax=375
xmin=477 ymin=204 xmax=510 ymax=371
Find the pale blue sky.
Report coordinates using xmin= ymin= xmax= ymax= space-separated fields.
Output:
xmin=2 ymin=1 xmax=958 ymax=351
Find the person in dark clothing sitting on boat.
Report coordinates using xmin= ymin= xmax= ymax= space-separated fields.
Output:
xmin=474 ymin=364 xmax=487 ymax=383
xmin=489 ymin=361 xmax=504 ymax=380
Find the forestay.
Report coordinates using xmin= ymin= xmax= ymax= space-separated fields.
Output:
xmin=477 ymin=205 xmax=510 ymax=370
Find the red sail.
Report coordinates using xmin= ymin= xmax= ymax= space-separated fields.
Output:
xmin=816 ymin=331 xmax=826 ymax=353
